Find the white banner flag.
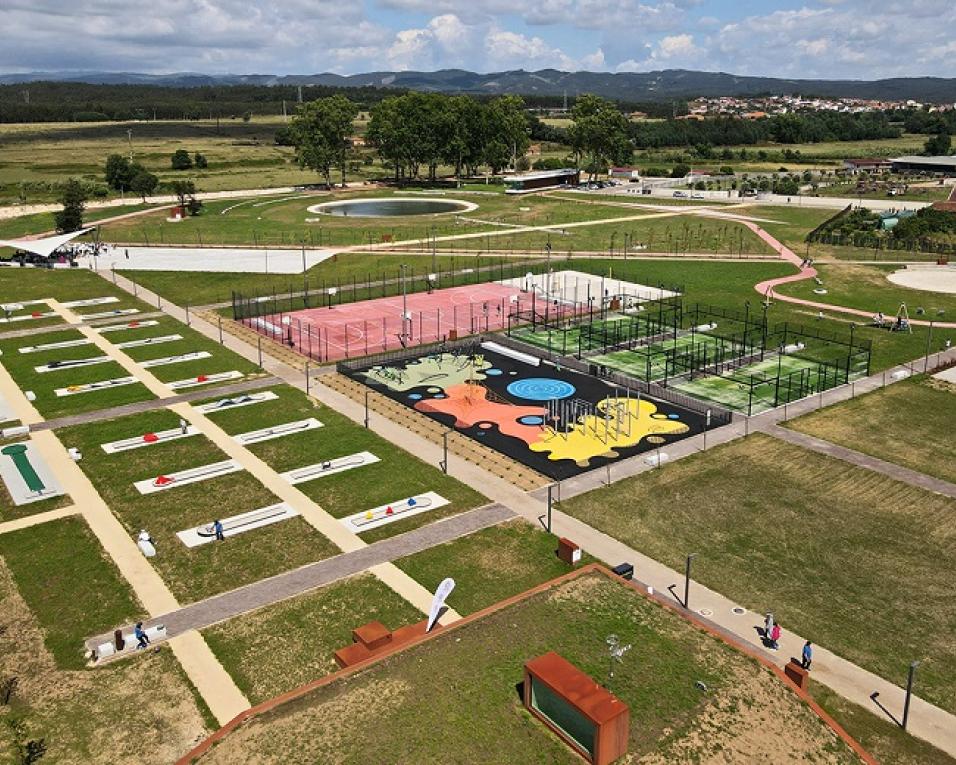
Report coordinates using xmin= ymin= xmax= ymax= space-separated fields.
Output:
xmin=426 ymin=577 xmax=456 ymax=633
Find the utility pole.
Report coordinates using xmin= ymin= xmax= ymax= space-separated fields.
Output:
xmin=127 ymin=129 xmax=133 ymax=163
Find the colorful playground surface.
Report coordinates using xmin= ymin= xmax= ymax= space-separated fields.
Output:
xmin=347 ymin=346 xmax=705 ymax=479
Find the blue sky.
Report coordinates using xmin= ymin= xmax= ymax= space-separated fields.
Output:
xmin=2 ymin=0 xmax=954 ymax=79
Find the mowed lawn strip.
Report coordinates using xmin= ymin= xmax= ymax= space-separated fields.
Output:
xmin=0 ymin=328 xmax=155 ymax=418
xmin=113 ymin=317 xmax=260 ymax=382
xmin=203 ymin=573 xmax=423 ymax=705
xmin=0 ymin=516 xmax=144 ymax=668
xmin=396 ymin=521 xmax=580 ymax=615
xmin=199 ymin=384 xmax=488 ymax=542
xmin=786 ymin=376 xmax=956 ymax=485
xmin=57 ymin=409 xmax=338 ymax=603
xmin=198 ymin=572 xmax=861 ymax=765
xmin=559 ymin=433 xmax=956 ymax=714
xmin=809 ymin=681 xmax=956 ymax=765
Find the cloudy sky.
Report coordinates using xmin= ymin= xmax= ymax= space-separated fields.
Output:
xmin=2 ymin=0 xmax=954 ymax=79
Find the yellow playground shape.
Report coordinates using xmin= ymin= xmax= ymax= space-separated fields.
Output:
xmin=529 ymin=397 xmax=689 ymax=467
xmin=362 ymin=352 xmax=490 ymax=392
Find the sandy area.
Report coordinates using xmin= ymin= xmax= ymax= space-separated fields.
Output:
xmin=887 ymin=266 xmax=956 ymax=295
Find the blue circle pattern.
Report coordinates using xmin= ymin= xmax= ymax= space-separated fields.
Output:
xmin=485 ymin=368 xmax=503 ymax=376
xmin=518 ymin=415 xmax=545 ymax=425
xmin=408 ymin=393 xmax=423 ymax=400
xmin=506 ymin=378 xmax=576 ymax=401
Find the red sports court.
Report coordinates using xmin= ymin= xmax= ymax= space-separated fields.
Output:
xmin=247 ymin=281 xmax=579 ymax=362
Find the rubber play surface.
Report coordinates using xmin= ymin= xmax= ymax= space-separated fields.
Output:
xmin=349 ymin=347 xmax=704 ymax=479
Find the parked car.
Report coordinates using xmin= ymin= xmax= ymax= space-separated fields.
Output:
xmin=673 ymin=191 xmax=688 ymax=198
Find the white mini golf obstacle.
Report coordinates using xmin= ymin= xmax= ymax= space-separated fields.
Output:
xmin=115 ymin=334 xmax=182 ymax=349
xmin=101 ymin=425 xmax=200 ymax=454
xmin=55 ymin=376 xmax=140 ymax=397
xmin=0 ymin=440 xmax=65 ymax=505
xmin=168 ymin=371 xmax=243 ymax=390
xmin=80 ymin=308 xmax=140 ymax=320
xmin=134 ymin=459 xmax=243 ymax=494
xmin=19 ymin=338 xmax=93 ymax=354
xmin=280 ymin=452 xmax=379 ymax=484
xmin=233 ymin=418 xmax=322 ymax=445
xmin=139 ymin=351 xmax=211 ymax=368
xmin=176 ymin=503 xmax=298 ymax=547
xmin=34 ymin=355 xmax=111 ymax=373
xmin=0 ymin=309 xmax=56 ymax=324
xmin=61 ymin=296 xmax=119 ymax=309
xmin=341 ymin=492 xmax=449 ymax=533
xmin=95 ymin=320 xmax=160 ymax=334
xmin=193 ymin=391 xmax=279 ymax=414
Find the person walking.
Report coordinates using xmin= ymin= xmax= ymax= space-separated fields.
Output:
xmin=213 ymin=519 xmax=224 ymax=541
xmin=179 ymin=417 xmax=189 ymax=435
xmin=802 ymin=641 xmax=813 ymax=670
xmin=770 ymin=623 xmax=781 ymax=650
xmin=764 ymin=612 xmax=774 ymax=642
xmin=134 ymin=622 xmax=150 ymax=649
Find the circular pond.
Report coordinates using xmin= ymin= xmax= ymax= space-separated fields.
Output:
xmin=307 ymin=197 xmax=477 ymax=218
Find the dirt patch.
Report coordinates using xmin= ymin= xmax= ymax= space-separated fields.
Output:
xmin=0 ymin=558 xmax=208 ymax=763
xmin=636 ymin=665 xmax=856 ymax=764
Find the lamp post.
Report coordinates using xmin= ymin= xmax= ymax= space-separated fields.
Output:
xmin=684 ymin=553 xmax=697 ymax=610
xmin=546 ymin=483 xmax=556 ymax=533
xmin=400 ymin=263 xmax=409 ymax=344
xmin=924 ymin=310 xmax=944 ymax=372
xmin=902 ymin=660 xmax=920 ymax=730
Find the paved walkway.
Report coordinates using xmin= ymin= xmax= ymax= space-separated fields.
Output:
xmin=764 ymin=424 xmax=956 ymax=498
xmin=87 ymin=503 xmax=514 ymax=651
xmin=0 ymin=504 xmax=79 ymax=535
xmin=102 ymin=271 xmax=956 ymax=756
xmin=32 ymin=375 xmax=280 ymax=431
xmin=747 ymin=221 xmax=956 ymax=330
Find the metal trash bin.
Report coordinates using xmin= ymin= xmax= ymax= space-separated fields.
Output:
xmin=612 ymin=562 xmax=634 ymax=580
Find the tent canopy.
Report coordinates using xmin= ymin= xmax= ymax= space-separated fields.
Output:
xmin=0 ymin=228 xmax=92 ymax=258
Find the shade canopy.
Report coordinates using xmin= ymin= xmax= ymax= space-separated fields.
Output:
xmin=0 ymin=228 xmax=92 ymax=258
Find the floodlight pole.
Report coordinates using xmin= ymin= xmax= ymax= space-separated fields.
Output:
xmin=546 ymin=483 xmax=555 ymax=533
xmin=902 ymin=660 xmax=920 ymax=730
xmin=364 ymin=388 xmax=370 ymax=428
xmin=684 ymin=553 xmax=697 ymax=610
xmin=400 ymin=263 xmax=409 ymax=344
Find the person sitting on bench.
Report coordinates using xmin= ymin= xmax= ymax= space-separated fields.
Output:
xmin=134 ymin=622 xmax=150 ymax=649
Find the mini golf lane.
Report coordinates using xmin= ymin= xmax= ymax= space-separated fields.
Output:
xmin=352 ymin=347 xmax=705 ymax=480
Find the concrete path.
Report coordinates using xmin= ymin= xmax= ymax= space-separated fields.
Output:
xmin=0 ymin=348 xmax=250 ymax=725
xmin=87 ymin=503 xmax=514 ymax=651
xmin=101 ymin=271 xmax=956 ymax=756
xmin=32 ymin=375 xmax=280 ymax=431
xmin=764 ymin=424 xmax=956 ymax=498
xmin=0 ymin=504 xmax=79 ymax=535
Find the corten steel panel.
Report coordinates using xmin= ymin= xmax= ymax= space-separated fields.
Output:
xmin=524 ymin=652 xmax=629 ymax=765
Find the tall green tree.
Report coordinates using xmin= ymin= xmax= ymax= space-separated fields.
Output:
xmin=924 ymin=131 xmax=951 ymax=156
xmin=484 ymin=95 xmax=530 ymax=173
xmin=569 ymin=94 xmax=632 ymax=180
xmin=104 ymin=154 xmax=134 ymax=191
xmin=289 ymin=95 xmax=359 ymax=187
xmin=171 ymin=149 xmax=193 ymax=170
xmin=54 ymin=179 xmax=87 ymax=233
xmin=130 ymin=167 xmax=159 ymax=201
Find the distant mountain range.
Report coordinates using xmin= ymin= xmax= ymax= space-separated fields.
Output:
xmin=2 ymin=68 xmax=955 ymax=103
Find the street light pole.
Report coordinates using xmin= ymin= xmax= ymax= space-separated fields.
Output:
xmin=684 ymin=553 xmax=697 ymax=610
xmin=902 ymin=660 xmax=920 ymax=730
xmin=400 ymin=263 xmax=409 ymax=344
xmin=547 ymin=483 xmax=555 ymax=533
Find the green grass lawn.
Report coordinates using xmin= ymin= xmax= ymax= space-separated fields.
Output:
xmin=0 ymin=203 xmax=160 ymax=241
xmin=0 ymin=328 xmax=156 ymax=419
xmin=559 ymin=433 xmax=956 ymax=714
xmin=199 ymin=384 xmax=487 ymax=542
xmin=0 ymin=516 xmax=143 ymax=668
xmin=809 ymin=681 xmax=956 ymax=765
xmin=786 ymin=375 xmax=956 ymax=484
xmin=199 ymin=571 xmax=861 ymax=764
xmin=112 ymin=316 xmax=260 ymax=383
xmin=203 ymin=573 xmax=423 ymax=705
xmin=96 ymin=190 xmax=653 ymax=249
xmin=57 ymin=409 xmax=339 ymax=603
xmin=396 ymin=521 xmax=579 ymax=615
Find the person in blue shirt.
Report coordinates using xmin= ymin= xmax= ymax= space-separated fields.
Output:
xmin=134 ymin=622 xmax=150 ymax=650
xmin=213 ymin=519 xmax=224 ymax=541
xmin=802 ymin=641 xmax=813 ymax=670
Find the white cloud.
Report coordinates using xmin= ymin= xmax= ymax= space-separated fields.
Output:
xmin=484 ymin=30 xmax=576 ymax=70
